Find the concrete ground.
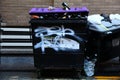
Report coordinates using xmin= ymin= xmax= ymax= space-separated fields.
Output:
xmin=0 ymin=56 xmax=120 ymax=80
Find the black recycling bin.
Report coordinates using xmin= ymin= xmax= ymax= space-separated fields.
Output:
xmin=29 ymin=7 xmax=89 ymax=77
xmin=87 ymin=14 xmax=120 ymax=63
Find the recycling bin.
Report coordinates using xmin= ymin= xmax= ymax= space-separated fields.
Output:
xmin=29 ymin=6 xmax=89 ymax=69
xmin=87 ymin=14 xmax=120 ymax=63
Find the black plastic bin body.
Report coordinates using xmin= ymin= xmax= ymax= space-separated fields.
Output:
xmin=29 ymin=7 xmax=89 ymax=69
xmin=31 ymin=24 xmax=86 ymax=69
xmin=87 ymin=25 xmax=120 ymax=63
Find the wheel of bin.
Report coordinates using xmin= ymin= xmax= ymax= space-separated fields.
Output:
xmin=119 ymin=56 xmax=120 ymax=63
xmin=36 ymin=69 xmax=42 ymax=79
xmin=76 ymin=68 xmax=82 ymax=79
xmin=76 ymin=69 xmax=82 ymax=78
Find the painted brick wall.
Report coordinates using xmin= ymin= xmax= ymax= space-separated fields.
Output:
xmin=0 ymin=0 xmax=120 ymax=26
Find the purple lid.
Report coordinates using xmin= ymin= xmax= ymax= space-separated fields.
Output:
xmin=29 ymin=7 xmax=89 ymax=14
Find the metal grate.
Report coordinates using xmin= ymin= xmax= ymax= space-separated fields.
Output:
xmin=0 ymin=26 xmax=33 ymax=56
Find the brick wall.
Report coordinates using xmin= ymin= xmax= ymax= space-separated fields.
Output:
xmin=0 ymin=0 xmax=53 ymax=26
xmin=54 ymin=0 xmax=120 ymax=14
xmin=0 ymin=0 xmax=120 ymax=26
